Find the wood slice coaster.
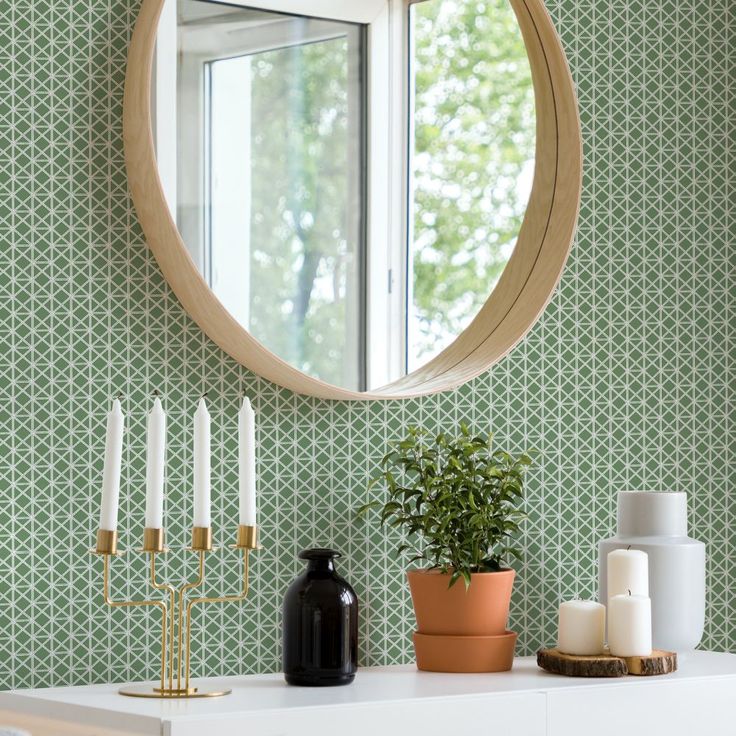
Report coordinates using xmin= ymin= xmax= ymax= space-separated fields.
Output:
xmin=537 ymin=648 xmax=677 ymax=678
xmin=625 ymin=649 xmax=677 ymax=676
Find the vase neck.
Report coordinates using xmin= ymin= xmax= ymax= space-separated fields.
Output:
xmin=617 ymin=491 xmax=688 ymax=537
xmin=299 ymin=548 xmax=340 ymax=573
xmin=307 ymin=559 xmax=336 ymax=573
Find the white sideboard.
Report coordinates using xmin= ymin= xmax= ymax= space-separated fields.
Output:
xmin=1 ymin=652 xmax=735 ymax=736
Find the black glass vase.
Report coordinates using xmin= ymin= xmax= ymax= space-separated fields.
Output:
xmin=282 ymin=548 xmax=358 ymax=686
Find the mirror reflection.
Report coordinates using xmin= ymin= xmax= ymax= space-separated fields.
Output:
xmin=153 ymin=0 xmax=535 ymax=391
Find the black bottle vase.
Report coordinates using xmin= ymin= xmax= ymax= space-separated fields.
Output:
xmin=282 ymin=548 xmax=358 ymax=686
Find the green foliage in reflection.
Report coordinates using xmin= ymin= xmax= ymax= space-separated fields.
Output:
xmin=248 ymin=35 xmax=361 ymax=389
xmin=358 ymin=424 xmax=532 ymax=588
xmin=410 ymin=0 xmax=535 ymax=365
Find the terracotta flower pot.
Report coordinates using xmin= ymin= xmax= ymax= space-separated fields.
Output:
xmin=413 ymin=631 xmax=517 ymax=673
xmin=407 ymin=568 xmax=515 ymax=637
xmin=408 ymin=568 xmax=517 ymax=672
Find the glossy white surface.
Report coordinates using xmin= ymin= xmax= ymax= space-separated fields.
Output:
xmin=617 ymin=490 xmax=688 ymax=537
xmin=1 ymin=652 xmax=734 ymax=736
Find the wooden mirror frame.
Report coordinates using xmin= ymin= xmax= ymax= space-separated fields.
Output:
xmin=124 ymin=0 xmax=582 ymax=400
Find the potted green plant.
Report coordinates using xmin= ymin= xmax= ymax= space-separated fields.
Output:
xmin=359 ymin=424 xmax=532 ymax=672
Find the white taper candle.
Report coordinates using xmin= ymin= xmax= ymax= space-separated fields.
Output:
xmin=193 ymin=397 xmax=211 ymax=528
xmin=238 ymin=396 xmax=257 ymax=526
xmin=99 ymin=398 xmax=124 ymax=532
xmin=145 ymin=395 xmax=166 ymax=529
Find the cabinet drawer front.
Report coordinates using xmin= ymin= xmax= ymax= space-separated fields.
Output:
xmin=0 ymin=709 xmax=144 ymax=736
xmin=166 ymin=692 xmax=546 ymax=736
xmin=548 ymin=678 xmax=735 ymax=736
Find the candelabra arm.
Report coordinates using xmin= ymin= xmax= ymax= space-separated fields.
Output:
xmin=184 ymin=548 xmax=251 ymax=689
xmin=102 ymin=554 xmax=168 ymax=693
xmin=176 ymin=551 xmax=206 ymax=690
xmin=149 ymin=554 xmax=176 ymax=693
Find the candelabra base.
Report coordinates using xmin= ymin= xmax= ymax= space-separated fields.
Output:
xmin=118 ymin=684 xmax=232 ymax=699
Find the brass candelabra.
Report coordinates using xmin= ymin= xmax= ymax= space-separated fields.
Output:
xmin=93 ymin=524 xmax=259 ymax=698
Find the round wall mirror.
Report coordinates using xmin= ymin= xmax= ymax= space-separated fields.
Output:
xmin=124 ymin=0 xmax=581 ymax=399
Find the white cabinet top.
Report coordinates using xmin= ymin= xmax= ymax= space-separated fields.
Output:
xmin=2 ymin=652 xmax=736 ymax=735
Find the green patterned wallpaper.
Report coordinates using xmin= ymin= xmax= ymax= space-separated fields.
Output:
xmin=0 ymin=0 xmax=733 ymax=690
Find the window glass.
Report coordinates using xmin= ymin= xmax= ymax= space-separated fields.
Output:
xmin=178 ymin=2 xmax=366 ymax=390
xmin=407 ymin=0 xmax=536 ymax=371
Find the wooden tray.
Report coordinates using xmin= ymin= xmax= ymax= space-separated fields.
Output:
xmin=537 ymin=647 xmax=677 ymax=677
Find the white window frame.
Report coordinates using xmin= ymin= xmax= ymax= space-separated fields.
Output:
xmin=155 ymin=0 xmax=412 ymax=389
xmin=238 ymin=0 xmax=387 ymax=24
xmin=365 ymin=0 xmax=410 ymax=389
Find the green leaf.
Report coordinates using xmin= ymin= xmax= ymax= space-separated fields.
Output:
xmin=355 ymin=501 xmax=381 ymax=516
xmin=358 ymin=422 xmax=530 ymax=588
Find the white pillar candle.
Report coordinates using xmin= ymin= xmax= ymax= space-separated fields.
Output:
xmin=608 ymin=592 xmax=652 ymax=656
xmin=607 ymin=548 xmax=649 ymax=601
xmin=193 ymin=397 xmax=211 ymax=528
xmin=145 ymin=396 xmax=166 ymax=529
xmin=99 ymin=398 xmax=124 ymax=532
xmin=238 ymin=396 xmax=257 ymax=526
xmin=557 ymin=600 xmax=606 ymax=655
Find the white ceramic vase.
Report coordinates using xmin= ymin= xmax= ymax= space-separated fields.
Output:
xmin=598 ymin=491 xmax=706 ymax=652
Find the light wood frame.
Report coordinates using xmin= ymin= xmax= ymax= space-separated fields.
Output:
xmin=123 ymin=0 xmax=582 ymax=400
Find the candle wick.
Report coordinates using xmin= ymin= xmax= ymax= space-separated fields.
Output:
xmin=153 ymin=389 xmax=159 ymax=397
xmin=628 ymin=589 xmax=631 ymax=596
xmin=202 ymin=391 xmax=208 ymax=399
xmin=627 ymin=545 xmax=632 ymax=551
xmin=116 ymin=391 xmax=123 ymax=400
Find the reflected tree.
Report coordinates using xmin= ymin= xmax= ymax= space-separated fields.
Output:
xmin=247 ymin=35 xmax=358 ymax=388
xmin=410 ymin=0 xmax=535 ymax=364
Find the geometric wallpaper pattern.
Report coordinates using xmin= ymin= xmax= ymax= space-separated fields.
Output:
xmin=0 ymin=0 xmax=733 ymax=690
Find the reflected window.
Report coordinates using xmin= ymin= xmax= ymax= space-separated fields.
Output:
xmin=177 ymin=3 xmax=366 ymax=390
xmin=156 ymin=0 xmax=535 ymax=391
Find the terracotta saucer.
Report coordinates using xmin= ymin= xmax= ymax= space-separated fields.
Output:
xmin=413 ymin=630 xmax=517 ymax=673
